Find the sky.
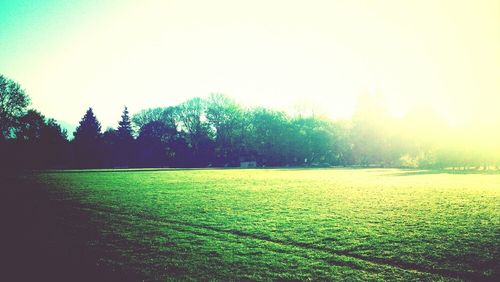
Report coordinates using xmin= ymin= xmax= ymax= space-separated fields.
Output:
xmin=1 ymin=0 xmax=499 ymax=130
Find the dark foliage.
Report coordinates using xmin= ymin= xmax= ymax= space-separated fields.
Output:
xmin=72 ymin=108 xmax=103 ymax=168
xmin=2 ymin=73 xmax=499 ymax=170
xmin=0 ymin=75 xmax=30 ymax=140
xmin=0 ymin=109 xmax=68 ymax=169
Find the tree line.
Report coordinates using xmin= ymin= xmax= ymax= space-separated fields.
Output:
xmin=1 ymin=74 xmax=499 ymax=170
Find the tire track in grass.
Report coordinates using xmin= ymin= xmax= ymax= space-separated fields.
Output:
xmin=83 ymin=206 xmax=415 ymax=279
xmin=77 ymin=205 xmax=486 ymax=281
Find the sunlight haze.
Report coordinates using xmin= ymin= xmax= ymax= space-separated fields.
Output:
xmin=1 ymin=0 xmax=499 ymax=129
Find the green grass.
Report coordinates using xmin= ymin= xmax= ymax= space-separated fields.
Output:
xmin=19 ymin=168 xmax=500 ymax=280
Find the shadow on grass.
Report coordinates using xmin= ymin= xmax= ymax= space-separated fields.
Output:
xmin=390 ymin=169 xmax=500 ymax=176
xmin=272 ymin=166 xmax=500 ymax=176
xmin=1 ymin=174 xmax=144 ymax=282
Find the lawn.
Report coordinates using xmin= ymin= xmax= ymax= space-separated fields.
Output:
xmin=4 ymin=168 xmax=499 ymax=281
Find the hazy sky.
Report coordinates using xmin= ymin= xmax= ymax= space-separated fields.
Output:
xmin=1 ymin=0 xmax=499 ymax=129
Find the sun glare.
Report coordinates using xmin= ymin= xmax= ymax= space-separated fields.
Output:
xmin=0 ymin=0 xmax=498 ymax=130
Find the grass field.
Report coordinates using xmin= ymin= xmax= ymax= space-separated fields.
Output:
xmin=4 ymin=168 xmax=499 ymax=281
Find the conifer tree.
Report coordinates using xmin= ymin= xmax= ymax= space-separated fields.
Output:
xmin=114 ymin=106 xmax=135 ymax=166
xmin=117 ymin=106 xmax=133 ymax=140
xmin=73 ymin=107 xmax=102 ymax=167
xmin=74 ymin=107 xmax=102 ymax=142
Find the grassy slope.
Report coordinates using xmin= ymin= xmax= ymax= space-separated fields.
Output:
xmin=7 ymin=168 xmax=500 ymax=280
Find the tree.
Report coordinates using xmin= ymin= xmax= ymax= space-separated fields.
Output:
xmin=0 ymin=75 xmax=30 ymax=140
xmin=113 ymin=106 xmax=136 ymax=166
xmin=351 ymin=93 xmax=397 ymax=166
xmin=248 ymin=108 xmax=291 ymax=166
xmin=2 ymin=110 xmax=68 ymax=169
xmin=6 ymin=110 xmax=47 ymax=168
xmin=206 ymin=93 xmax=246 ymax=166
xmin=16 ymin=110 xmax=46 ymax=141
xmin=102 ymin=128 xmax=119 ymax=167
xmin=132 ymin=106 xmax=178 ymax=130
xmin=72 ymin=108 xmax=103 ymax=168
xmin=329 ymin=120 xmax=354 ymax=166
xmin=117 ymin=106 xmax=134 ymax=140
xmin=137 ymin=120 xmax=186 ymax=167
xmin=42 ymin=118 xmax=68 ymax=144
xmin=398 ymin=104 xmax=448 ymax=168
xmin=74 ymin=108 xmax=102 ymax=141
xmin=177 ymin=97 xmax=206 ymax=137
xmin=177 ymin=97 xmax=214 ymax=166
xmin=290 ymin=116 xmax=337 ymax=166
xmin=39 ymin=118 xmax=69 ymax=168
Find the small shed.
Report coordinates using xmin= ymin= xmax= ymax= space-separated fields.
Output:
xmin=240 ymin=161 xmax=257 ymax=168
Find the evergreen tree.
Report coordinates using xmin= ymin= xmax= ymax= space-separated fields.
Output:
xmin=74 ymin=107 xmax=102 ymax=141
xmin=73 ymin=107 xmax=102 ymax=168
xmin=117 ymin=106 xmax=133 ymax=140
xmin=115 ymin=106 xmax=135 ymax=166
